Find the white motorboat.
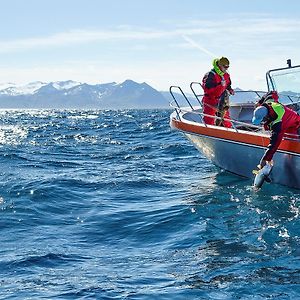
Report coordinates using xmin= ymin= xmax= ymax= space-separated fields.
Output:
xmin=169 ymin=59 xmax=300 ymax=189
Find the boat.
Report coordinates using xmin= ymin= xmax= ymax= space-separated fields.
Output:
xmin=169 ymin=59 xmax=300 ymax=189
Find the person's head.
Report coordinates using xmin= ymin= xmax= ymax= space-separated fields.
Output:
xmin=217 ymin=57 xmax=230 ymax=72
xmin=261 ymin=90 xmax=279 ymax=102
xmin=252 ymin=106 xmax=268 ymax=125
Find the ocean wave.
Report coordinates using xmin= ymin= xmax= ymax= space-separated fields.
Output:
xmin=0 ymin=109 xmax=298 ymax=299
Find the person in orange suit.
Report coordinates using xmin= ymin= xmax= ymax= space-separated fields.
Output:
xmin=202 ymin=57 xmax=235 ymax=127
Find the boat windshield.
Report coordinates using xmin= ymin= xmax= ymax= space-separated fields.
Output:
xmin=268 ymin=66 xmax=300 ymax=95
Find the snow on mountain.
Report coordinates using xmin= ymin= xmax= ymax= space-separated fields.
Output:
xmin=52 ymin=80 xmax=81 ymax=90
xmin=0 ymin=81 xmax=47 ymax=96
xmin=0 ymin=80 xmax=169 ymax=109
xmin=0 ymin=80 xmax=81 ymax=96
xmin=0 ymin=83 xmax=17 ymax=90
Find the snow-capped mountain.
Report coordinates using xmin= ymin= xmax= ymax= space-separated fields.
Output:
xmin=0 ymin=80 xmax=169 ymax=109
xmin=0 ymin=80 xmax=83 ymax=96
xmin=0 ymin=81 xmax=47 ymax=96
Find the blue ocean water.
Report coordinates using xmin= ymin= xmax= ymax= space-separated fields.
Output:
xmin=0 ymin=109 xmax=299 ymax=299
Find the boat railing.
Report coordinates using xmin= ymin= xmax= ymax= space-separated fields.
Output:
xmin=170 ymin=101 xmax=300 ymax=140
xmin=169 ymin=85 xmax=204 ymax=123
xmin=169 ymin=83 xmax=300 ymax=141
xmin=189 ymin=82 xmax=204 ymax=107
xmin=169 ymin=99 xmax=260 ymax=132
xmin=190 ymin=81 xmax=267 ymax=101
xmin=170 ymin=83 xmax=265 ymax=131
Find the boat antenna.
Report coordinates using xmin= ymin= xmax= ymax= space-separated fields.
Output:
xmin=287 ymin=59 xmax=292 ymax=68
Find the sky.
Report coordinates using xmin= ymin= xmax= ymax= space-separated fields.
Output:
xmin=0 ymin=0 xmax=300 ymax=91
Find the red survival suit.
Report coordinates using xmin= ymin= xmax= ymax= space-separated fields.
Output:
xmin=202 ymin=62 xmax=234 ymax=128
xmin=261 ymin=101 xmax=300 ymax=163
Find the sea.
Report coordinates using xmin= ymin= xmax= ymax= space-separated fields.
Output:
xmin=0 ymin=109 xmax=299 ymax=299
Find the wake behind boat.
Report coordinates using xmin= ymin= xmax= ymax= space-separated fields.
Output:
xmin=169 ymin=60 xmax=300 ymax=189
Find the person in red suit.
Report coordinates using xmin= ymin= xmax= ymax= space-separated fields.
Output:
xmin=252 ymin=91 xmax=300 ymax=168
xmin=202 ymin=57 xmax=235 ymax=127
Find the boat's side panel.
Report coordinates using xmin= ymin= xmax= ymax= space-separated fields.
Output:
xmin=184 ymin=132 xmax=261 ymax=177
xmin=184 ymin=132 xmax=300 ymax=188
xmin=170 ymin=114 xmax=300 ymax=188
xmin=172 ymin=117 xmax=300 ymax=155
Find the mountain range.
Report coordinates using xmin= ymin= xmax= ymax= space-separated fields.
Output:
xmin=0 ymin=80 xmax=170 ymax=109
xmin=0 ymin=80 xmax=273 ymax=109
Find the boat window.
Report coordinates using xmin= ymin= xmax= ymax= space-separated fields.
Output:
xmin=269 ymin=68 xmax=300 ymax=93
xmin=268 ymin=67 xmax=300 ymax=104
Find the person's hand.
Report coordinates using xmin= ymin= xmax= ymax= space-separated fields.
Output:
xmin=229 ymin=89 xmax=235 ymax=95
xmin=258 ymin=159 xmax=273 ymax=169
xmin=258 ymin=159 xmax=266 ymax=169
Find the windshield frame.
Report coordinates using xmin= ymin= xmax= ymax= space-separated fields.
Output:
xmin=266 ymin=62 xmax=300 ymax=94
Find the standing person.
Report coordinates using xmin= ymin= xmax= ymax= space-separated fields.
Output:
xmin=252 ymin=91 xmax=300 ymax=168
xmin=202 ymin=57 xmax=235 ymax=127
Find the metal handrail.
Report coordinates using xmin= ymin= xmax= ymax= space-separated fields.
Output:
xmin=169 ymin=85 xmax=200 ymax=122
xmin=169 ymin=78 xmax=300 ymax=139
xmin=170 ymin=86 xmax=264 ymax=131
xmin=170 ymin=100 xmax=299 ymax=141
xmin=169 ymin=86 xmax=194 ymax=110
xmin=190 ymin=82 xmax=267 ymax=102
xmin=189 ymin=82 xmax=203 ymax=107
xmin=170 ymin=99 xmax=259 ymax=132
xmin=169 ymin=86 xmax=181 ymax=120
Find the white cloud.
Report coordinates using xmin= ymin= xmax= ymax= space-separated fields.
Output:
xmin=0 ymin=29 xmax=172 ymax=53
xmin=0 ymin=16 xmax=299 ymax=53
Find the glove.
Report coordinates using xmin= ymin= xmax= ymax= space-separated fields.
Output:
xmin=252 ymin=165 xmax=261 ymax=175
xmin=228 ymin=88 xmax=235 ymax=95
